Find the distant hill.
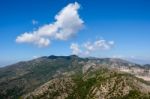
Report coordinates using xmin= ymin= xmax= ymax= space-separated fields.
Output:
xmin=0 ymin=55 xmax=150 ymax=99
xmin=144 ymin=64 xmax=150 ymax=68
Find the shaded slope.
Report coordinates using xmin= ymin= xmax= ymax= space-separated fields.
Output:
xmin=0 ymin=55 xmax=83 ymax=99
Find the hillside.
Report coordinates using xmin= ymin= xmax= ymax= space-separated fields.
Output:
xmin=24 ymin=68 xmax=150 ymax=99
xmin=0 ymin=55 xmax=150 ymax=99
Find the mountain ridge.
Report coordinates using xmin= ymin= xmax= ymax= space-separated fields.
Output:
xmin=0 ymin=55 xmax=150 ymax=99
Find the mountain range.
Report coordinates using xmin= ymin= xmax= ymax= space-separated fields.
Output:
xmin=0 ymin=55 xmax=150 ymax=99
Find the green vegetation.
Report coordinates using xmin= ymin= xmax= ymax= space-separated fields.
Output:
xmin=67 ymin=68 xmax=150 ymax=99
xmin=67 ymin=75 xmax=96 ymax=99
xmin=121 ymin=90 xmax=150 ymax=99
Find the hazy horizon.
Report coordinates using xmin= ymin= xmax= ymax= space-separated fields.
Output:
xmin=0 ymin=54 xmax=149 ymax=67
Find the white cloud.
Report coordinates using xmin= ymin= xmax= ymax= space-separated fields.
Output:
xmin=16 ymin=2 xmax=84 ymax=47
xmin=16 ymin=32 xmax=50 ymax=47
xmin=70 ymin=43 xmax=81 ymax=55
xmin=32 ymin=19 xmax=38 ymax=25
xmin=84 ymin=39 xmax=114 ymax=52
xmin=70 ymin=39 xmax=115 ymax=56
xmin=112 ymin=55 xmax=123 ymax=58
xmin=33 ymin=56 xmax=39 ymax=59
xmin=55 ymin=2 xmax=83 ymax=40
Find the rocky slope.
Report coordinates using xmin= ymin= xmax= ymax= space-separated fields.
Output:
xmin=23 ymin=68 xmax=150 ymax=99
xmin=0 ymin=55 xmax=150 ymax=99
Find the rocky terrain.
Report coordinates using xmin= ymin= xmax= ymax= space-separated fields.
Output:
xmin=24 ymin=68 xmax=150 ymax=99
xmin=0 ymin=55 xmax=150 ymax=99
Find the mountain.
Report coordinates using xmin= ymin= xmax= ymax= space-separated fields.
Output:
xmin=143 ymin=64 xmax=150 ymax=68
xmin=24 ymin=68 xmax=150 ymax=99
xmin=0 ymin=55 xmax=150 ymax=99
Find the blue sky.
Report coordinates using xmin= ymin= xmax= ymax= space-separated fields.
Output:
xmin=0 ymin=0 xmax=150 ymax=66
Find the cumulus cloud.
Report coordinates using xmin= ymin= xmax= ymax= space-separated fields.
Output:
xmin=84 ymin=40 xmax=114 ymax=51
xmin=16 ymin=2 xmax=84 ymax=47
xmin=55 ymin=2 xmax=83 ymax=40
xmin=16 ymin=32 xmax=50 ymax=47
xmin=70 ymin=39 xmax=115 ymax=56
xmin=70 ymin=43 xmax=81 ymax=55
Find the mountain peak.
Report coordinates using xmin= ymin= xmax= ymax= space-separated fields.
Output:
xmin=47 ymin=55 xmax=79 ymax=60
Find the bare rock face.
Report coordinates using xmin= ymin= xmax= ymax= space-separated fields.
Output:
xmin=89 ymin=76 xmax=150 ymax=99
